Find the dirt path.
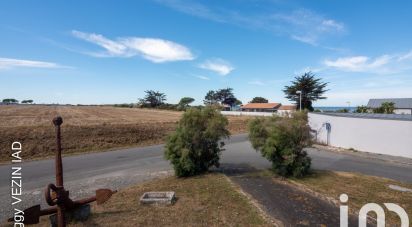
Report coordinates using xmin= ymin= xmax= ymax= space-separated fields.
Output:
xmin=220 ymin=164 xmax=358 ymax=226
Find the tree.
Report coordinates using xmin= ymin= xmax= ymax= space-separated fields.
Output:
xmin=138 ymin=90 xmax=166 ymax=107
xmin=374 ymin=102 xmax=395 ymax=114
xmin=283 ymin=72 xmax=328 ymax=111
xmin=248 ymin=112 xmax=312 ymax=177
xmin=178 ymin=97 xmax=195 ymax=110
xmin=164 ymin=107 xmax=230 ymax=177
xmin=203 ymin=88 xmax=238 ymax=107
xmin=2 ymin=98 xmax=19 ymax=104
xmin=203 ymin=90 xmax=218 ymax=105
xmin=216 ymin=88 xmax=235 ymax=103
xmin=250 ymin=97 xmax=268 ymax=103
xmin=21 ymin=99 xmax=34 ymax=104
xmin=355 ymin=105 xmax=369 ymax=113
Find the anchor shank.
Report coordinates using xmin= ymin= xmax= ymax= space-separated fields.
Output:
xmin=54 ymin=118 xmax=63 ymax=187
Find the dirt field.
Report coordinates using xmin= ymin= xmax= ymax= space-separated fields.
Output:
xmin=0 ymin=105 xmax=251 ymax=162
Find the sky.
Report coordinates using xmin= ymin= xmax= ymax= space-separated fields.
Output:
xmin=1 ymin=0 xmax=412 ymax=106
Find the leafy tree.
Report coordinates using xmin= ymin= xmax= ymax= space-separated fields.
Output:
xmin=381 ymin=102 xmax=395 ymax=114
xmin=203 ymin=88 xmax=239 ymax=108
xmin=164 ymin=107 xmax=230 ymax=177
xmin=203 ymin=90 xmax=219 ymax=105
xmin=138 ymin=90 xmax=166 ymax=107
xmin=178 ymin=97 xmax=195 ymax=107
xmin=355 ymin=105 xmax=369 ymax=113
xmin=2 ymin=98 xmax=19 ymax=104
xmin=21 ymin=99 xmax=34 ymax=104
xmin=283 ymin=72 xmax=328 ymax=111
xmin=250 ymin=97 xmax=268 ymax=103
xmin=216 ymin=88 xmax=235 ymax=103
xmin=177 ymin=97 xmax=195 ymax=110
xmin=248 ymin=112 xmax=312 ymax=177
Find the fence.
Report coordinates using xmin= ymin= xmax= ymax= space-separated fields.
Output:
xmin=308 ymin=112 xmax=412 ymax=159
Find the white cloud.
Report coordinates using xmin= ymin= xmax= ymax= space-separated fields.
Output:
xmin=195 ymin=75 xmax=210 ymax=80
xmin=0 ymin=57 xmax=63 ymax=69
xmin=72 ymin=30 xmax=195 ymax=63
xmin=398 ymin=50 xmax=412 ymax=61
xmin=322 ymin=50 xmax=412 ymax=74
xmin=155 ymin=1 xmax=346 ymax=46
xmin=198 ymin=58 xmax=234 ymax=75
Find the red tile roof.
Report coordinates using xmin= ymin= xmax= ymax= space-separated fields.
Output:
xmin=241 ymin=103 xmax=281 ymax=109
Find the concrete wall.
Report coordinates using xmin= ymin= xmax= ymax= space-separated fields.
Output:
xmin=394 ymin=109 xmax=412 ymax=114
xmin=308 ymin=113 xmax=412 ymax=159
xmin=220 ymin=111 xmax=275 ymax=117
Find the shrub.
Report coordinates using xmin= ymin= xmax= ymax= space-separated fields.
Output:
xmin=164 ymin=107 xmax=230 ymax=177
xmin=248 ymin=112 xmax=312 ymax=177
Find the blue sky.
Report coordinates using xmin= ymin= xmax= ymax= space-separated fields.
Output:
xmin=1 ymin=0 xmax=412 ymax=106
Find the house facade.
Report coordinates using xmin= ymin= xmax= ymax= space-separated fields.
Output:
xmin=367 ymin=98 xmax=412 ymax=114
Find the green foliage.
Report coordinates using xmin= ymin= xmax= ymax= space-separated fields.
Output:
xmin=380 ymin=102 xmax=395 ymax=114
xmin=138 ymin=90 xmax=166 ymax=107
xmin=165 ymin=107 xmax=230 ymax=177
xmin=203 ymin=88 xmax=240 ymax=108
xmin=336 ymin=108 xmax=349 ymax=113
xmin=372 ymin=102 xmax=395 ymax=114
xmin=355 ymin=105 xmax=369 ymax=113
xmin=250 ymin=97 xmax=268 ymax=103
xmin=283 ymin=72 xmax=328 ymax=111
xmin=248 ymin=112 xmax=312 ymax=177
xmin=2 ymin=98 xmax=19 ymax=104
xmin=21 ymin=99 xmax=33 ymax=104
xmin=178 ymin=97 xmax=195 ymax=110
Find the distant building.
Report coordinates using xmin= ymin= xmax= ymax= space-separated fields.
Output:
xmin=367 ymin=98 xmax=412 ymax=114
xmin=277 ymin=105 xmax=297 ymax=115
xmin=241 ymin=103 xmax=281 ymax=112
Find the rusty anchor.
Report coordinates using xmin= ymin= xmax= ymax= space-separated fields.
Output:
xmin=8 ymin=116 xmax=117 ymax=226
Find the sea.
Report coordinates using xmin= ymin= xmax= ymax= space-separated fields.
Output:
xmin=314 ymin=106 xmax=357 ymax=112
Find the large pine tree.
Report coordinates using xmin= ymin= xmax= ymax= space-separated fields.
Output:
xmin=283 ymin=72 xmax=328 ymax=111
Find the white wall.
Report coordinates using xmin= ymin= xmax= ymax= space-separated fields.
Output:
xmin=394 ymin=109 xmax=412 ymax=114
xmin=220 ymin=111 xmax=275 ymax=117
xmin=309 ymin=113 xmax=412 ymax=159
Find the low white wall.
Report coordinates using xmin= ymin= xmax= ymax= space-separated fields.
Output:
xmin=394 ymin=109 xmax=412 ymax=114
xmin=220 ymin=111 xmax=276 ymax=117
xmin=309 ymin=113 xmax=412 ymax=159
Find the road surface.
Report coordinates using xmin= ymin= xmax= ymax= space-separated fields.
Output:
xmin=1 ymin=133 xmax=411 ymax=222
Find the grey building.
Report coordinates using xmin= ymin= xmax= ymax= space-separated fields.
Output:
xmin=367 ymin=98 xmax=412 ymax=114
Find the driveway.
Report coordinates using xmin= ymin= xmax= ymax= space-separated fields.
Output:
xmin=1 ymin=133 xmax=412 ymax=222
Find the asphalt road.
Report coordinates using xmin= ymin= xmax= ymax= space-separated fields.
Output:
xmin=1 ymin=133 xmax=411 ymax=222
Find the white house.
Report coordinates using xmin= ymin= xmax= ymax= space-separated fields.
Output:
xmin=367 ymin=98 xmax=412 ymax=114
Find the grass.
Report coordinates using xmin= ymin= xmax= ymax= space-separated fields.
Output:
xmin=0 ymin=105 xmax=252 ymax=162
xmin=35 ymin=173 xmax=270 ymax=226
xmin=290 ymin=170 xmax=412 ymax=226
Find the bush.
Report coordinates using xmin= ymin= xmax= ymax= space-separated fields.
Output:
xmin=164 ymin=107 xmax=230 ymax=177
xmin=248 ymin=112 xmax=312 ymax=177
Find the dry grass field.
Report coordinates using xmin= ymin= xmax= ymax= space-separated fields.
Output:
xmin=32 ymin=173 xmax=270 ymax=226
xmin=0 ymin=105 xmax=251 ymax=162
